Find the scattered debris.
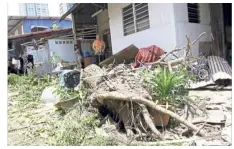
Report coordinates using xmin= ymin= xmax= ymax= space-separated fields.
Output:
xmin=8 ymin=92 xmax=19 ymax=98
xmin=8 ymin=32 xmax=232 ymax=146
xmin=41 ymin=86 xmax=60 ymax=105
xmin=190 ymin=56 xmax=232 ymax=89
xmin=221 ymin=126 xmax=231 ymax=143
xmin=206 ymin=110 xmax=226 ymax=124
xmin=99 ymin=44 xmax=139 ymax=67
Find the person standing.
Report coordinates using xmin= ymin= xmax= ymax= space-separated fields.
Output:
xmin=92 ymin=35 xmax=105 ymax=64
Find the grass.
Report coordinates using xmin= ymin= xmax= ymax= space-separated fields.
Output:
xmin=48 ymin=105 xmax=119 ymax=146
xmin=8 ymin=73 xmax=118 ymax=146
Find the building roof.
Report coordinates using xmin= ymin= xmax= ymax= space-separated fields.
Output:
xmin=8 ymin=16 xmax=72 ymax=33
xmin=59 ymin=3 xmax=80 ymax=21
xmin=8 ymin=28 xmax=72 ymax=40
xmin=59 ymin=3 xmax=107 ymax=21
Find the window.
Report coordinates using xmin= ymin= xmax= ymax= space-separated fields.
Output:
xmin=187 ymin=3 xmax=200 ymax=23
xmin=122 ymin=3 xmax=150 ymax=36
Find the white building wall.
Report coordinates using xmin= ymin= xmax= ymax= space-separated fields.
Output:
xmin=48 ymin=39 xmax=76 ymax=62
xmin=108 ymin=3 xmax=177 ymax=54
xmin=173 ymin=3 xmax=212 ymax=56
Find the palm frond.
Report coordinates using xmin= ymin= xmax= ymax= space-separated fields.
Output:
xmin=143 ymin=66 xmax=191 ymax=106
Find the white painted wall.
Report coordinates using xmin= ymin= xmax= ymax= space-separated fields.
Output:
xmin=108 ymin=3 xmax=213 ymax=56
xmin=48 ymin=39 xmax=76 ymax=62
xmin=108 ymin=3 xmax=177 ymax=54
xmin=173 ymin=3 xmax=212 ymax=56
xmin=26 ymin=44 xmax=52 ymax=75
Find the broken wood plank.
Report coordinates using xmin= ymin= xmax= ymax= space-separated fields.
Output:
xmin=100 ymin=45 xmax=139 ymax=66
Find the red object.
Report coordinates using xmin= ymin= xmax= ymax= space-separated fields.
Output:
xmin=132 ymin=45 xmax=164 ymax=68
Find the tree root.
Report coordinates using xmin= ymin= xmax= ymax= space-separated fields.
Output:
xmin=140 ymin=104 xmax=163 ymax=139
xmin=95 ymin=91 xmax=206 ymax=137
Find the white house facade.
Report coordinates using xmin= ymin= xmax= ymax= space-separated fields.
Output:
xmin=108 ymin=3 xmax=213 ymax=56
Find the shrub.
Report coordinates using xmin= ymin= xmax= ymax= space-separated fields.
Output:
xmin=143 ymin=67 xmax=191 ymax=107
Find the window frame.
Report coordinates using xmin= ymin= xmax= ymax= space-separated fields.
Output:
xmin=187 ymin=3 xmax=200 ymax=24
xmin=122 ymin=3 xmax=150 ymax=36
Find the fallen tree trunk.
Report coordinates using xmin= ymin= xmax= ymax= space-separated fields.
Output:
xmin=95 ymin=91 xmax=206 ymax=137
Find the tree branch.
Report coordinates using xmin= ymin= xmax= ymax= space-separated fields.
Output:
xmin=95 ymin=92 xmax=206 ymax=137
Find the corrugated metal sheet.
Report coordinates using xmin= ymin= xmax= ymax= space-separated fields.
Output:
xmin=8 ymin=28 xmax=72 ymax=40
xmin=23 ymin=19 xmax=72 ymax=33
xmin=8 ymin=16 xmax=71 ymax=33
xmin=190 ymin=56 xmax=232 ymax=89
xmin=208 ymin=56 xmax=232 ymax=81
xmin=9 ymin=28 xmax=73 ymax=59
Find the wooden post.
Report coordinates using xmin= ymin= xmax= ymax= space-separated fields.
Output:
xmin=71 ymin=13 xmax=82 ymax=69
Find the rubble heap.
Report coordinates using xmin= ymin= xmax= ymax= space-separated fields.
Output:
xmin=83 ymin=64 xmax=153 ymax=138
xmin=81 ymin=64 xmax=207 ymax=140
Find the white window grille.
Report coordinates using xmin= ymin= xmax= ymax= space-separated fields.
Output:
xmin=122 ymin=3 xmax=150 ymax=36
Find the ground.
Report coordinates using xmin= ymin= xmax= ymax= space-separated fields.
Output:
xmin=8 ymin=88 xmax=231 ymax=146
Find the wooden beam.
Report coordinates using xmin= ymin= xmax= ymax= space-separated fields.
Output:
xmin=71 ymin=12 xmax=82 ymax=68
xmin=8 ymin=20 xmax=23 ymax=34
xmin=91 ymin=3 xmax=107 ymax=9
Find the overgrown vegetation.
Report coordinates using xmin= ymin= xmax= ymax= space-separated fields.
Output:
xmin=8 ymin=73 xmax=57 ymax=102
xmin=8 ymin=62 xmax=198 ymax=146
xmin=48 ymin=52 xmax=63 ymax=66
xmin=48 ymin=106 xmax=118 ymax=146
xmin=8 ymin=72 xmax=117 ymax=146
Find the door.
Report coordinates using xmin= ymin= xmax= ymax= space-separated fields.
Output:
xmin=103 ymin=29 xmax=113 ymax=59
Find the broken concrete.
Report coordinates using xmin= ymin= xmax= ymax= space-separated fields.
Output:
xmin=221 ymin=126 xmax=231 ymax=143
xmin=206 ymin=110 xmax=226 ymax=124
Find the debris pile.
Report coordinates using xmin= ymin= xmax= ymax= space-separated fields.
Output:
xmin=8 ymin=32 xmax=232 ymax=146
xmin=78 ymin=63 xmax=231 ymax=145
xmin=83 ymin=64 xmax=156 ymax=139
xmin=79 ymin=64 xmax=192 ymax=140
xmin=73 ymin=32 xmax=232 ymax=145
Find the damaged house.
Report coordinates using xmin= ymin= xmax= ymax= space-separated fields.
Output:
xmin=60 ymin=3 xmax=231 ymax=64
xmin=7 ymin=3 xmax=232 ymax=145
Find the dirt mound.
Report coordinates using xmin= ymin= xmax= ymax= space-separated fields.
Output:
xmin=82 ymin=64 xmax=154 ymax=138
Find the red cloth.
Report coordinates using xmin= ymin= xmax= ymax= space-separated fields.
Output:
xmin=132 ymin=45 xmax=164 ymax=68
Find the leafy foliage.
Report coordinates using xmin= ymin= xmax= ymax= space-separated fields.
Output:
xmin=143 ymin=67 xmax=192 ymax=107
xmin=8 ymin=73 xmax=58 ymax=102
xmin=48 ymin=52 xmax=63 ymax=66
xmin=48 ymin=107 xmax=117 ymax=146
xmin=8 ymin=73 xmax=113 ymax=146
xmin=8 ymin=70 xmax=117 ymax=146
